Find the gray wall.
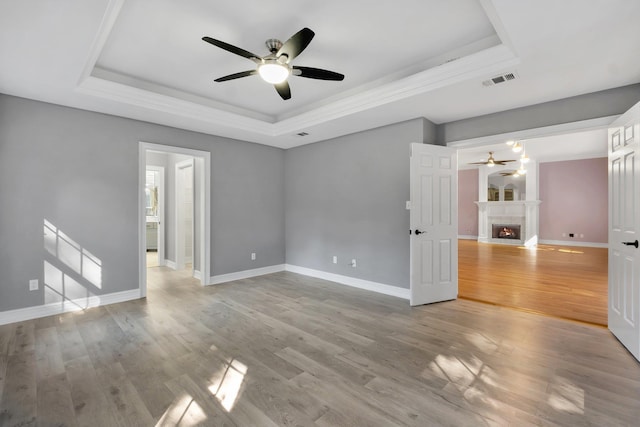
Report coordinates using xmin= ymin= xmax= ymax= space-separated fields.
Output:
xmin=285 ymin=118 xmax=434 ymax=289
xmin=437 ymin=83 xmax=640 ymax=143
xmin=0 ymin=94 xmax=285 ymax=312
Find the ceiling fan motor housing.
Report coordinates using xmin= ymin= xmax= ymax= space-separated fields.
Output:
xmin=265 ymin=38 xmax=283 ymax=53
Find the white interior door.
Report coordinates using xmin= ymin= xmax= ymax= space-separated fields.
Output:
xmin=608 ymin=101 xmax=640 ymax=362
xmin=176 ymin=159 xmax=194 ymax=270
xmin=410 ymin=143 xmax=458 ymax=306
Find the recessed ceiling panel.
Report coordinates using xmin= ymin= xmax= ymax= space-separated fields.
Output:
xmin=95 ymin=0 xmax=497 ymax=117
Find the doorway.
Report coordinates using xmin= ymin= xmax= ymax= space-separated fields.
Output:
xmin=446 ymin=121 xmax=611 ymax=323
xmin=138 ymin=142 xmax=211 ymax=297
xmin=145 ymin=166 xmax=165 ymax=268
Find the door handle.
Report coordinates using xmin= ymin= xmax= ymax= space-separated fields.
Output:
xmin=622 ymin=240 xmax=639 ymax=248
xmin=414 ymin=229 xmax=426 ymax=235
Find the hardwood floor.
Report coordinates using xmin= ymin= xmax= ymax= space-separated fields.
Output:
xmin=459 ymin=239 xmax=609 ymax=326
xmin=1 ymin=266 xmax=638 ymax=426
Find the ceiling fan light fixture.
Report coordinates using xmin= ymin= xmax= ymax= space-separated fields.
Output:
xmin=258 ymin=62 xmax=290 ymax=84
xmin=506 ymin=140 xmax=515 ymax=146
xmin=512 ymin=141 xmax=523 ymax=153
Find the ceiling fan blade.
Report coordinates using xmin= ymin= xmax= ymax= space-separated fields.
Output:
xmin=292 ymin=66 xmax=344 ymax=81
xmin=214 ymin=70 xmax=257 ymax=82
xmin=274 ymin=81 xmax=291 ymax=100
xmin=468 ymin=161 xmax=489 ymax=165
xmin=495 ymin=160 xmax=516 ymax=164
xmin=202 ymin=36 xmax=261 ymax=62
xmin=276 ymin=27 xmax=314 ymax=62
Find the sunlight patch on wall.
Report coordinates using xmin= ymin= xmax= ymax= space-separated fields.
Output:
xmin=44 ymin=261 xmax=90 ymax=308
xmin=44 ymin=219 xmax=102 ymax=289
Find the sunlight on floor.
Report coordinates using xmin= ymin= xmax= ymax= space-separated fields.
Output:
xmin=208 ymin=358 xmax=248 ymax=412
xmin=517 ymin=245 xmax=584 ymax=254
xmin=155 ymin=393 xmax=207 ymax=426
xmin=547 ymin=376 xmax=585 ymax=414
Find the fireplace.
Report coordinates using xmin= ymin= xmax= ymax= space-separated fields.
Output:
xmin=492 ymin=224 xmax=521 ymax=240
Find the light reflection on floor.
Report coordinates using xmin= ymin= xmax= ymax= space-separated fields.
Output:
xmin=427 ymin=331 xmax=586 ymax=418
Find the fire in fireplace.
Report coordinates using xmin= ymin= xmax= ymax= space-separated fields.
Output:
xmin=492 ymin=224 xmax=521 ymax=240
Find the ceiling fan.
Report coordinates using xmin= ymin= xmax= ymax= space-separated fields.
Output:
xmin=202 ymin=27 xmax=344 ymax=100
xmin=468 ymin=152 xmax=516 ymax=167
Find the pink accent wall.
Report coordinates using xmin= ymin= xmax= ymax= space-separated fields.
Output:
xmin=539 ymin=157 xmax=608 ymax=243
xmin=458 ymin=169 xmax=479 ymax=236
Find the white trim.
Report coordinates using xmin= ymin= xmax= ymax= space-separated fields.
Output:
xmin=458 ymin=235 xmax=478 ymax=240
xmin=0 ymin=289 xmax=140 ymax=326
xmin=77 ymin=0 xmax=125 ymax=84
xmin=538 ymin=239 xmax=608 ymax=249
xmin=165 ymin=259 xmax=177 ymax=270
xmin=447 ymin=116 xmax=618 ymax=150
xmin=210 ymin=265 xmax=286 ymax=285
xmin=285 ymin=265 xmax=410 ymax=300
xmin=193 ymin=270 xmax=202 ymax=280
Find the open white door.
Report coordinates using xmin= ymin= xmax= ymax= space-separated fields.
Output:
xmin=410 ymin=143 xmax=458 ymax=306
xmin=176 ymin=158 xmax=195 ymax=271
xmin=609 ymin=101 xmax=640 ymax=362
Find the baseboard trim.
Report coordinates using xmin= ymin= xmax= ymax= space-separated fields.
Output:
xmin=193 ymin=269 xmax=202 ymax=280
xmin=284 ymin=264 xmax=410 ymax=300
xmin=165 ymin=260 xmax=177 ymax=270
xmin=539 ymin=239 xmax=608 ymax=248
xmin=210 ymin=264 xmax=286 ymax=285
xmin=0 ymin=289 xmax=141 ymax=326
xmin=458 ymin=235 xmax=478 ymax=240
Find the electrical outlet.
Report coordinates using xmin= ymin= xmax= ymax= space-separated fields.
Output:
xmin=251 ymin=252 xmax=256 ymax=260
xmin=29 ymin=279 xmax=38 ymax=291
xmin=351 ymin=259 xmax=357 ymax=268
xmin=332 ymin=256 xmax=337 ymax=264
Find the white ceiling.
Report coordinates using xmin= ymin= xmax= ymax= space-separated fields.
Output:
xmin=1 ymin=0 xmax=639 ymax=153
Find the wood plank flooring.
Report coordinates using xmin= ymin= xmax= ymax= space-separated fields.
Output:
xmin=459 ymin=239 xmax=608 ymax=326
xmin=1 ymin=265 xmax=638 ymax=426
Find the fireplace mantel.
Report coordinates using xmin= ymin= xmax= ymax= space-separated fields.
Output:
xmin=473 ymin=161 xmax=541 ymax=246
xmin=474 ymin=201 xmax=541 ymax=246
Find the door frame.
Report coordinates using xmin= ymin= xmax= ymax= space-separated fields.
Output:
xmin=138 ymin=142 xmax=211 ymax=297
xmin=145 ymin=165 xmax=165 ymax=265
xmin=175 ymin=158 xmax=194 ymax=271
xmin=447 ymin=117 xmax=618 ymax=310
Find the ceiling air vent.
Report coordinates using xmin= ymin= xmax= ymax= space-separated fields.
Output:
xmin=482 ymin=72 xmax=517 ymax=87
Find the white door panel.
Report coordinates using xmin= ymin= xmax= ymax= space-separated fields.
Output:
xmin=608 ymin=101 xmax=640 ymax=362
xmin=410 ymin=143 xmax=458 ymax=306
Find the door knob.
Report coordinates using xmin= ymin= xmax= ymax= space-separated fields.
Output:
xmin=622 ymin=240 xmax=639 ymax=248
xmin=414 ymin=229 xmax=426 ymax=235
